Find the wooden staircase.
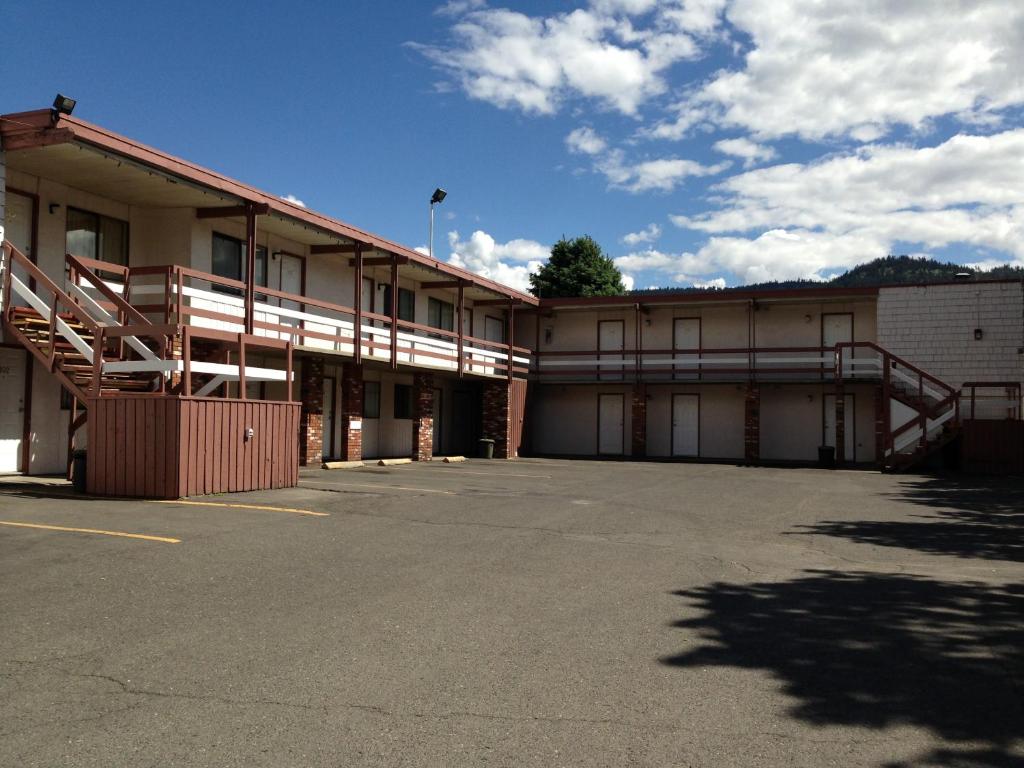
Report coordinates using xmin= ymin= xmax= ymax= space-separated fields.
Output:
xmin=6 ymin=306 xmax=156 ymax=397
xmin=837 ymin=342 xmax=961 ymax=472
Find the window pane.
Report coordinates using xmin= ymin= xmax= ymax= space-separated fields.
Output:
xmin=484 ymin=315 xmax=505 ymax=343
xmin=398 ymin=289 xmax=415 ymax=322
xmin=428 ymin=297 xmax=454 ymax=332
xmin=212 ymin=233 xmax=242 ymax=282
xmin=66 ymin=208 xmax=98 ymax=260
xmin=394 ymin=383 xmax=412 ymax=419
xmin=363 ymin=381 xmax=381 ymax=418
xmin=254 ymin=246 xmax=268 ymax=287
xmin=99 ymin=215 xmax=128 ymax=266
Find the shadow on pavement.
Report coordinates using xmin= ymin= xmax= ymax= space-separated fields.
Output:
xmin=662 ymin=571 xmax=1024 ymax=767
xmin=793 ymin=477 xmax=1024 ymax=562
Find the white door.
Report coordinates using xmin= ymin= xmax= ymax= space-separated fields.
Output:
xmin=672 ymin=394 xmax=699 ymax=457
xmin=822 ymin=313 xmax=853 ymax=348
xmin=673 ymin=318 xmax=700 ymax=380
xmin=599 ymin=320 xmax=624 ymax=381
xmin=0 ymin=347 xmax=27 ymax=472
xmin=323 ymin=378 xmax=334 ymax=459
xmin=3 ymin=191 xmax=34 ymax=310
xmin=598 ymin=393 xmax=624 ymax=455
xmin=823 ymin=394 xmax=855 ymax=460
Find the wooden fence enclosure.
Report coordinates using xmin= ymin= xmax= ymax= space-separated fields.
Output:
xmin=960 ymin=419 xmax=1024 ymax=475
xmin=86 ymin=396 xmax=300 ymax=498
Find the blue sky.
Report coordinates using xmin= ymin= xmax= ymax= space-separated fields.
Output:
xmin=4 ymin=0 xmax=1023 ymax=292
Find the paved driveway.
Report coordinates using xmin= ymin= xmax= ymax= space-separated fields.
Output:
xmin=1 ymin=461 xmax=1021 ymax=767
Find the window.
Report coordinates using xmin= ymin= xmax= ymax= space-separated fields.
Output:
xmin=484 ymin=315 xmax=505 ymax=344
xmin=66 ymin=207 xmax=128 ymax=266
xmin=428 ymin=297 xmax=455 ymax=332
xmin=363 ymin=381 xmax=381 ymax=419
xmin=394 ymin=383 xmax=413 ymax=419
xmin=211 ymin=232 xmax=267 ymax=295
xmin=381 ymin=285 xmax=416 ymax=322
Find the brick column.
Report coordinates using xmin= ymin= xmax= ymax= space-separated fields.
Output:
xmin=631 ymin=384 xmax=647 ymax=458
xmin=482 ymin=380 xmax=513 ymax=458
xmin=874 ymin=384 xmax=886 ymax=467
xmin=412 ymin=373 xmax=434 ymax=461
xmin=298 ymin=356 xmax=324 ymax=466
xmin=339 ymin=363 xmax=363 ymax=462
xmin=835 ymin=385 xmax=846 ymax=464
xmin=744 ymin=383 xmax=760 ymax=463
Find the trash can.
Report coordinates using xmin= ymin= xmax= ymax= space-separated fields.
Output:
xmin=817 ymin=445 xmax=835 ymax=469
xmin=478 ymin=438 xmax=495 ymax=459
xmin=72 ymin=450 xmax=88 ymax=493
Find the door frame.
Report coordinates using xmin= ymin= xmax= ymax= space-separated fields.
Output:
xmin=273 ymin=249 xmax=306 ymax=301
xmin=672 ymin=316 xmax=701 ymax=381
xmin=823 ymin=392 xmax=856 ymax=461
xmin=597 ymin=319 xmax=625 ymax=381
xmin=596 ymin=392 xmax=625 ymax=456
xmin=4 ymin=187 xmax=39 ymax=474
xmin=323 ymin=375 xmax=337 ymax=459
xmin=670 ymin=392 xmax=701 ymax=457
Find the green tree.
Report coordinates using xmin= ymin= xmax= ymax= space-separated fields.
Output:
xmin=529 ymin=236 xmax=625 ymax=298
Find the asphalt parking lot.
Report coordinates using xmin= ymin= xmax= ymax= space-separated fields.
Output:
xmin=1 ymin=460 xmax=1021 ymax=767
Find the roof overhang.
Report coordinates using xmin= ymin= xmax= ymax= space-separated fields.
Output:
xmin=0 ymin=109 xmax=537 ymax=305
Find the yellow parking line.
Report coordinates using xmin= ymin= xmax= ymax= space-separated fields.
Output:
xmin=0 ymin=521 xmax=180 ymax=544
xmin=322 ymin=482 xmax=454 ymax=495
xmin=150 ymin=500 xmax=328 ymax=517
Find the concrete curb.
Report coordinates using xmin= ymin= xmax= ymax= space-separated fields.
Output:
xmin=321 ymin=460 xmax=365 ymax=470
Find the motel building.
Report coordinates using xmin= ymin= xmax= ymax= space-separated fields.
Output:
xmin=0 ymin=101 xmax=1022 ymax=498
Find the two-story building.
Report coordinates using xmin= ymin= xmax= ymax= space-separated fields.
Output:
xmin=517 ymin=281 xmax=1022 ymax=469
xmin=0 ymin=105 xmax=532 ymax=496
xmin=2 ymin=101 xmax=1021 ymax=497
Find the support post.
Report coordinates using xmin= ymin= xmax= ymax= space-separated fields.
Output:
xmin=298 ymin=355 xmax=325 ymax=466
xmin=238 ymin=334 xmax=247 ymax=400
xmin=390 ymin=254 xmax=398 ymax=369
xmin=244 ymin=203 xmax=257 ymax=335
xmin=353 ymin=243 xmax=362 ymax=365
xmin=744 ymin=382 xmax=760 ymax=463
xmin=412 ymin=372 xmax=434 ymax=461
xmin=631 ymin=383 xmax=647 ymax=458
xmin=457 ymin=282 xmax=465 ymax=377
xmin=339 ymin=362 xmax=364 ymax=462
xmin=506 ymin=300 xmax=515 ymax=382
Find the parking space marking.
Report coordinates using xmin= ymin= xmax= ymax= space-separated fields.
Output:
xmin=432 ymin=468 xmax=552 ymax=479
xmin=314 ymin=482 xmax=454 ymax=495
xmin=0 ymin=521 xmax=180 ymax=544
xmin=150 ymin=500 xmax=329 ymax=517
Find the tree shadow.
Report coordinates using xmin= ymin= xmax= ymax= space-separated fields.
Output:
xmin=662 ymin=571 xmax=1024 ymax=766
xmin=794 ymin=477 xmax=1024 ymax=562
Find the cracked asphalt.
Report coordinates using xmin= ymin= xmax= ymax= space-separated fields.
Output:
xmin=1 ymin=460 xmax=1021 ymax=767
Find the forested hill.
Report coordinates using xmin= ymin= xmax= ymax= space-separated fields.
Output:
xmin=629 ymin=255 xmax=1024 ymax=296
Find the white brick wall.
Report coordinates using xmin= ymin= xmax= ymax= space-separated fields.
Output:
xmin=878 ymin=283 xmax=1024 ymax=389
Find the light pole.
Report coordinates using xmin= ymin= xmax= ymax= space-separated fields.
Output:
xmin=429 ymin=187 xmax=447 ymax=260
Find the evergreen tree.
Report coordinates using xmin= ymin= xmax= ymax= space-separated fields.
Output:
xmin=529 ymin=236 xmax=625 ymax=298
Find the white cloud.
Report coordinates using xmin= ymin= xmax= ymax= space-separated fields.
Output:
xmin=621 ymin=273 xmax=636 ymax=291
xmin=566 ymin=126 xmax=608 ymax=155
xmin=713 ymin=137 xmax=776 ymax=167
xmin=674 ymin=0 xmax=1024 ymax=142
xmin=658 ymin=129 xmax=1024 ymax=282
xmin=621 ymin=223 xmax=661 ymax=245
xmin=281 ymin=194 xmax=306 ymax=207
xmin=446 ymin=230 xmax=548 ymax=292
xmin=597 ymin=151 xmax=729 ymax=192
xmin=435 ymin=0 xmax=486 ymax=17
xmin=413 ymin=2 xmax=716 ymax=116
xmin=693 ymin=277 xmax=726 ymax=289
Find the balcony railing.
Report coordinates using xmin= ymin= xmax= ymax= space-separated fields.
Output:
xmin=69 ymin=257 xmax=530 ymax=380
xmin=532 ymin=346 xmax=880 ymax=382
